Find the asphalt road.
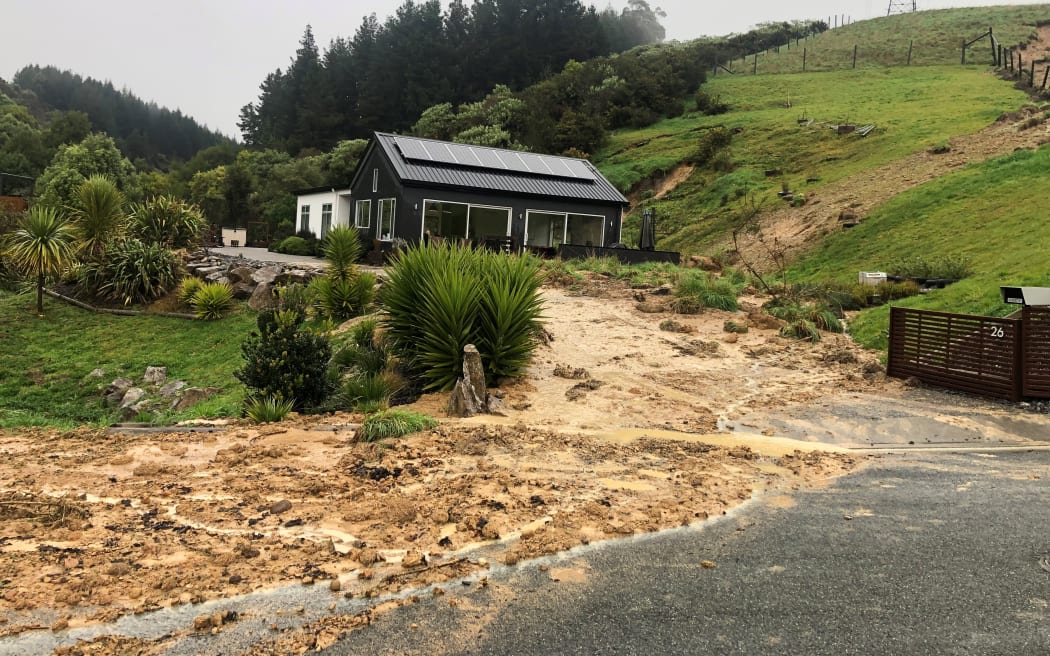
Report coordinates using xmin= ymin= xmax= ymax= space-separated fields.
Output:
xmin=322 ymin=450 xmax=1050 ymax=656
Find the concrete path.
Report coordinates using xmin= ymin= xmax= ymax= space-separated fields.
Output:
xmin=209 ymin=245 xmax=326 ymax=266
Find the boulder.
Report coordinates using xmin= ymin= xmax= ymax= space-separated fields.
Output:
xmin=158 ymin=381 xmax=187 ymax=398
xmin=232 ymin=282 xmax=255 ymax=300
xmin=228 ymin=266 xmax=255 ymax=284
xmin=249 ymin=282 xmax=278 ymax=312
xmin=143 ymin=366 xmax=168 ymax=386
xmin=172 ymin=387 xmax=221 ymax=412
xmin=275 ymin=269 xmax=313 ymax=286
xmin=104 ymin=378 xmax=135 ymax=407
xmin=88 ymin=368 xmax=106 ymax=379
xmin=206 ymin=273 xmax=231 ymax=285
xmin=251 ymin=266 xmax=282 ymax=285
xmin=194 ymin=265 xmax=225 ymax=277
xmin=119 ymin=387 xmax=148 ymax=409
xmin=447 ymin=344 xmax=487 ymax=417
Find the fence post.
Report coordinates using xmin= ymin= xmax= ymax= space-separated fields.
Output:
xmin=803 ymin=47 xmax=807 ymax=72
xmin=907 ymin=39 xmax=913 ymax=65
xmin=754 ymin=53 xmax=758 ymax=75
xmin=961 ymin=39 xmax=966 ymax=65
xmin=1031 ymin=61 xmax=1036 ymax=86
xmin=989 ymin=27 xmax=996 ymax=64
xmin=1018 ymin=52 xmax=1023 ymax=77
xmin=853 ymin=44 xmax=858 ymax=69
xmin=1042 ymin=66 xmax=1049 ymax=90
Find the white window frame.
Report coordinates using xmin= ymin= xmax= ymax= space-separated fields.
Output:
xmin=355 ymin=199 xmax=371 ymax=229
xmin=420 ymin=199 xmax=511 ymax=241
xmin=299 ymin=205 xmax=310 ymax=233
xmin=372 ymin=168 xmax=379 ymax=193
xmin=525 ymin=210 xmax=605 ymax=247
xmin=320 ymin=203 xmax=332 ymax=237
xmin=378 ymin=198 xmax=396 ymax=240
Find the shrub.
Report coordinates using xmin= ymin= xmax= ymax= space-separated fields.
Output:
xmin=321 ymin=226 xmax=365 ymax=281
xmin=340 ymin=371 xmax=403 ymax=412
xmin=234 ymin=309 xmax=333 ymax=411
xmin=276 ymin=282 xmax=311 ymax=315
xmin=356 ymin=410 xmax=437 ymax=443
xmin=884 ymin=255 xmax=972 ymax=280
xmin=688 ymin=127 xmax=733 ymax=167
xmin=243 ymin=394 xmax=294 ymax=423
xmin=309 ymin=272 xmax=376 ymax=322
xmin=78 ymin=238 xmax=179 ymax=305
xmin=274 ymin=236 xmax=310 ymax=256
xmin=767 ymin=300 xmax=844 ymax=342
xmin=192 ymin=282 xmax=234 ymax=320
xmin=128 ymin=196 xmax=205 ymax=249
xmin=694 ymin=89 xmax=729 ymax=115
xmin=178 ymin=276 xmax=203 ymax=305
xmin=674 ymin=271 xmax=743 ymax=312
xmin=382 ymin=243 xmax=543 ymax=391
xmin=723 ymin=319 xmax=748 ymax=333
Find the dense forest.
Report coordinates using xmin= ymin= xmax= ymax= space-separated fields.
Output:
xmin=238 ymin=0 xmax=669 ymax=153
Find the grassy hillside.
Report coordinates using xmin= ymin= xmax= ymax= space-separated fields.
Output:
xmin=727 ymin=4 xmax=1050 ymax=75
xmin=595 ymin=66 xmax=1029 ymax=254
xmin=790 ymin=144 xmax=1050 ymax=350
xmin=0 ymin=293 xmax=254 ymax=427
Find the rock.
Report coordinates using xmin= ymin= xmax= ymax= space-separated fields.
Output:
xmin=486 ymin=394 xmax=507 ymax=416
xmin=302 ymin=576 xmax=314 ymax=586
xmin=231 ymin=282 xmax=255 ymax=300
xmin=228 ymin=266 xmax=255 ymax=284
xmin=172 ymin=387 xmax=221 ymax=412
xmin=329 ymin=579 xmax=341 ymax=592
xmin=251 ymin=265 xmax=282 ymax=285
xmin=635 ymin=301 xmax=665 ymax=313
xmin=688 ymin=255 xmax=721 ymax=271
xmin=158 ymin=381 xmax=187 ymax=399
xmin=143 ymin=366 xmax=167 ymax=386
xmin=747 ymin=311 xmax=783 ymax=330
xmin=700 ymin=560 xmax=717 ymax=569
xmin=88 ymin=368 xmax=106 ymax=379
xmin=125 ymin=399 xmax=152 ymax=420
xmin=402 ymin=550 xmax=426 ymax=568
xmin=228 ymin=574 xmax=242 ymax=584
xmin=269 ymin=499 xmax=292 ymax=515
xmin=119 ymin=387 xmax=147 ymax=409
xmin=249 ymin=282 xmax=278 ymax=312
xmin=447 ymin=344 xmax=487 ymax=417
xmin=193 ymin=615 xmax=212 ymax=630
xmin=194 ymin=265 xmax=224 ymax=277
xmin=50 ymin=617 xmax=69 ymax=632
xmin=206 ymin=273 xmax=231 ymax=285
xmin=104 ymin=378 xmax=135 ymax=406
xmin=357 ymin=548 xmax=381 ymax=566
xmin=275 ymin=269 xmax=314 ymax=286
xmin=178 ymin=592 xmax=194 ymax=605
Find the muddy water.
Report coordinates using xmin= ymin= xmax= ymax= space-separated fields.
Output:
xmin=595 ymin=427 xmax=852 ymax=457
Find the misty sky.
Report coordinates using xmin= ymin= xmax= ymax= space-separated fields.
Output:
xmin=1 ymin=0 xmax=1045 ymax=138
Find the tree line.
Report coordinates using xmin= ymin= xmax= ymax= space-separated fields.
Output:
xmin=238 ymin=0 xmax=668 ymax=153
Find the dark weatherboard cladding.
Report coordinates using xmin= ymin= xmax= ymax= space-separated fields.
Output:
xmin=349 ymin=132 xmax=628 ymax=250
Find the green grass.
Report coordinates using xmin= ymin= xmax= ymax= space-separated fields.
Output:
xmin=0 ymin=292 xmax=256 ymax=427
xmin=595 ymin=66 xmax=1030 ymax=257
xmin=725 ymin=5 xmax=1050 ymax=75
xmin=789 ymin=144 xmax=1050 ymax=350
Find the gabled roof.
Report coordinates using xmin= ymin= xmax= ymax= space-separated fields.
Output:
xmin=369 ymin=132 xmax=628 ymax=205
xmin=292 ymin=185 xmax=352 ymax=197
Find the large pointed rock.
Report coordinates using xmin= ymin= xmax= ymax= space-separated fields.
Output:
xmin=447 ymin=344 xmax=487 ymax=417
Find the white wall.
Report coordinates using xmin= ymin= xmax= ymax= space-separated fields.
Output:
xmin=221 ymin=227 xmax=247 ymax=246
xmin=295 ymin=188 xmax=352 ymax=237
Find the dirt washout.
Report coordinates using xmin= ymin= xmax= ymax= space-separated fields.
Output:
xmin=0 ymin=279 xmax=889 ymax=652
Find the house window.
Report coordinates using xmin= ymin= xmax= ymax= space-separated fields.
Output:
xmin=321 ymin=203 xmax=332 ymax=237
xmin=422 ymin=200 xmax=510 ymax=242
xmin=378 ymin=198 xmax=396 ymax=240
xmin=300 ymin=205 xmax=310 ymax=233
xmin=355 ymin=199 xmax=371 ymax=229
xmin=372 ymin=168 xmax=379 ymax=193
xmin=525 ymin=211 xmax=604 ymax=248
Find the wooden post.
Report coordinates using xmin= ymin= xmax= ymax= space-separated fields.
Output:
xmin=1042 ymin=65 xmax=1049 ymax=90
xmin=961 ymin=39 xmax=966 ymax=65
xmin=853 ymin=44 xmax=858 ymax=69
xmin=803 ymin=47 xmax=807 ymax=72
xmin=754 ymin=53 xmax=758 ymax=75
xmin=1018 ymin=52 xmax=1023 ymax=77
xmin=989 ymin=27 xmax=996 ymax=64
xmin=998 ymin=44 xmax=1003 ymax=68
xmin=907 ymin=40 xmax=913 ymax=65
xmin=1030 ymin=61 xmax=1036 ymax=86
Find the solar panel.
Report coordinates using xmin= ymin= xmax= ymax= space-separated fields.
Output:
xmin=396 ymin=137 xmax=433 ymax=161
xmin=393 ymin=136 xmax=596 ymax=181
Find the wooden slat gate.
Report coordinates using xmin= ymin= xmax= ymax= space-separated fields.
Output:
xmin=888 ymin=307 xmax=1023 ymax=401
xmin=1022 ymin=307 xmax=1050 ymax=398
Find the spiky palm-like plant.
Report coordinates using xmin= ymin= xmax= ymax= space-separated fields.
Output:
xmin=69 ymin=175 xmax=126 ymax=260
xmin=321 ymin=226 xmax=364 ymax=281
xmin=128 ymin=195 xmax=205 ymax=249
xmin=476 ymin=250 xmax=544 ymax=382
xmin=4 ymin=206 xmax=79 ymax=314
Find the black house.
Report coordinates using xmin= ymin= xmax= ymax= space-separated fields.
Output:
xmin=348 ymin=133 xmax=628 ymax=251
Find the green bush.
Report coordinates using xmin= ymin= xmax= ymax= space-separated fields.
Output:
xmin=340 ymin=371 xmax=403 ymax=413
xmin=321 ymin=226 xmax=365 ymax=280
xmin=673 ymin=270 xmax=743 ymax=312
xmin=884 ymin=255 xmax=972 ymax=280
xmin=243 ymin=394 xmax=294 ymax=423
xmin=275 ymin=236 xmax=312 ymax=256
xmin=234 ymin=309 xmax=333 ymax=411
xmin=309 ymin=273 xmax=375 ymax=322
xmin=128 ymin=195 xmax=205 ymax=249
xmin=767 ymin=300 xmax=844 ymax=342
xmin=192 ymin=282 xmax=234 ymax=320
xmin=356 ymin=410 xmax=437 ymax=443
xmin=276 ymin=282 xmax=311 ymax=315
xmin=78 ymin=238 xmax=179 ymax=305
xmin=694 ymin=89 xmax=729 ymax=115
xmin=382 ymin=243 xmax=543 ymax=391
xmin=688 ymin=127 xmax=733 ymax=167
xmin=178 ymin=276 xmax=203 ymax=305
